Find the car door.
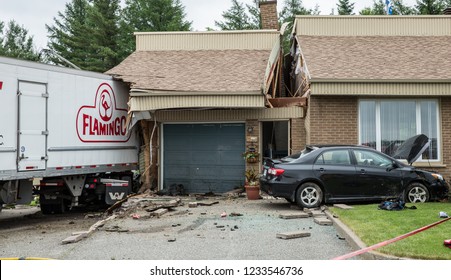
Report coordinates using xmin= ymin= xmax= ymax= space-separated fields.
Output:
xmin=352 ymin=148 xmax=404 ymax=198
xmin=313 ymin=149 xmax=357 ymax=198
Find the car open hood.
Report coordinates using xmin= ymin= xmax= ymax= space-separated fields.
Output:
xmin=392 ymin=134 xmax=430 ymax=165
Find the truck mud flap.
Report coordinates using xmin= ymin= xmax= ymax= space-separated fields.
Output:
xmin=102 ymin=179 xmax=129 ymax=205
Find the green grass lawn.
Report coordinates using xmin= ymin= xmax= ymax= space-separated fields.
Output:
xmin=329 ymin=202 xmax=451 ymax=260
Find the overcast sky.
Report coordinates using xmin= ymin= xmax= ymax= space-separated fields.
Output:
xmin=0 ymin=0 xmax=417 ymax=50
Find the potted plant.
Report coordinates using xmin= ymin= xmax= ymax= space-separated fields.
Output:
xmin=244 ymin=168 xmax=260 ymax=200
xmin=242 ymin=151 xmax=260 ymax=163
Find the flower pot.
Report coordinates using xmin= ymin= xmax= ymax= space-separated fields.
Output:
xmin=245 ymin=185 xmax=260 ymax=200
xmin=246 ymin=157 xmax=258 ymax=163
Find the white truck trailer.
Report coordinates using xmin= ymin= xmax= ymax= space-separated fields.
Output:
xmin=0 ymin=56 xmax=139 ymax=214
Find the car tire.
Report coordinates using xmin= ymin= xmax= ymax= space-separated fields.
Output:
xmin=296 ymin=182 xmax=323 ymax=208
xmin=405 ymin=182 xmax=430 ymax=203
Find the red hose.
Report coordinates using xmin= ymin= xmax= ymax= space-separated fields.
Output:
xmin=333 ymin=216 xmax=451 ymax=260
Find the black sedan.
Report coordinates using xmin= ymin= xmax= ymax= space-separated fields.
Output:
xmin=260 ymin=136 xmax=449 ymax=208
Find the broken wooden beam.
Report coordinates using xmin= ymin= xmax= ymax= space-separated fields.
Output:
xmin=267 ymin=97 xmax=307 ymax=108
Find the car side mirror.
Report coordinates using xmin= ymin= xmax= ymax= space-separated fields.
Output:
xmin=387 ymin=162 xmax=398 ymax=172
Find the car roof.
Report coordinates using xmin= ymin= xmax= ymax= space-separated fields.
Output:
xmin=307 ymin=144 xmax=373 ymax=149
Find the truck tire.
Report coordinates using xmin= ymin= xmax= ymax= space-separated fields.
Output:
xmin=40 ymin=203 xmax=53 ymax=215
xmin=40 ymin=195 xmax=66 ymax=215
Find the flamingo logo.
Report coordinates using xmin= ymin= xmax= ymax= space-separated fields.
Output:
xmin=99 ymin=90 xmax=112 ymax=122
xmin=76 ymin=83 xmax=130 ymax=143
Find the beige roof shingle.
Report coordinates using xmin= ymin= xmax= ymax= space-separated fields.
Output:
xmin=106 ymin=49 xmax=271 ymax=92
xmin=298 ymin=35 xmax=451 ymax=80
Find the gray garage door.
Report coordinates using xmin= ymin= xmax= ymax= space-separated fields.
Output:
xmin=163 ymin=123 xmax=245 ymax=194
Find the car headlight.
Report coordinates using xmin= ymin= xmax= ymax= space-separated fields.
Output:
xmin=431 ymin=173 xmax=444 ymax=181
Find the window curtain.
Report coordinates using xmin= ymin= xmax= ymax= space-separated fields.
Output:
xmin=359 ymin=99 xmax=439 ymax=160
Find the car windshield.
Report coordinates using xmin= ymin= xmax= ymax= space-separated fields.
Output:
xmin=280 ymin=146 xmax=316 ymax=162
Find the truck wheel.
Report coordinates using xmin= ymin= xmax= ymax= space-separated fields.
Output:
xmin=40 ymin=196 xmax=66 ymax=215
xmin=53 ymin=198 xmax=66 ymax=214
xmin=40 ymin=203 xmax=53 ymax=215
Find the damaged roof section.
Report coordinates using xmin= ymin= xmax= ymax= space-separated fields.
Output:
xmin=106 ymin=49 xmax=271 ymax=93
xmin=106 ymin=30 xmax=283 ymax=111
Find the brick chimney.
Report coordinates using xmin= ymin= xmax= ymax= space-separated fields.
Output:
xmin=444 ymin=7 xmax=451 ymax=14
xmin=259 ymin=0 xmax=279 ymax=30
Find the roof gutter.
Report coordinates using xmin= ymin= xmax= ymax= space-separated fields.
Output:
xmin=310 ymin=78 xmax=451 ymax=83
xmin=130 ymin=89 xmax=262 ymax=97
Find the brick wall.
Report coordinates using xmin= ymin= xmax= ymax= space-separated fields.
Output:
xmin=307 ymin=96 xmax=358 ymax=145
xmin=291 ymin=118 xmax=305 ymax=153
xmin=305 ymin=100 xmax=311 ymax=144
xmin=245 ymin=120 xmax=260 ymax=171
xmin=437 ymin=97 xmax=451 ymax=181
xmin=259 ymin=1 xmax=279 ymax=30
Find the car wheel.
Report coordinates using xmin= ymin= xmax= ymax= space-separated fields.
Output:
xmin=405 ymin=183 xmax=429 ymax=203
xmin=296 ymin=182 xmax=323 ymax=208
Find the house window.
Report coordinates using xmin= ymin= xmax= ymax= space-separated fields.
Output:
xmin=359 ymin=99 xmax=439 ymax=161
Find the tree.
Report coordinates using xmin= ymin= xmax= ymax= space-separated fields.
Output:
xmin=46 ymin=0 xmax=91 ymax=69
xmin=84 ymin=0 xmax=122 ymax=72
xmin=0 ymin=20 xmax=40 ymax=61
xmin=360 ymin=0 xmax=416 ymax=15
xmin=246 ymin=0 xmax=262 ymax=29
xmin=279 ymin=0 xmax=317 ymax=26
xmin=415 ymin=0 xmax=446 ymax=14
xmin=119 ymin=0 xmax=192 ymax=58
xmin=337 ymin=0 xmax=355 ymax=15
xmin=279 ymin=0 xmax=318 ymax=52
xmin=215 ymin=0 xmax=258 ymax=30
xmin=393 ymin=0 xmax=417 ymax=14
xmin=360 ymin=0 xmax=388 ymax=14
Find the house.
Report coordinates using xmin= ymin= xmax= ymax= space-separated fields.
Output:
xmin=290 ymin=14 xmax=451 ymax=179
xmin=107 ymin=1 xmax=305 ymax=194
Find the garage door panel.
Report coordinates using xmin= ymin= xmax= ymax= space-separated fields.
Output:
xmin=164 ymin=123 xmax=245 ymax=193
xmin=165 ymin=124 xmax=193 ymax=134
xmin=220 ymin=166 xmax=245 ymax=177
xmin=191 ymin=136 xmax=218 ymax=150
xmin=165 ymin=151 xmax=191 ymax=162
xmin=191 ymin=124 xmax=218 ymax=133
xmin=164 ymin=166 xmax=190 ymax=177
xmin=164 ymin=179 xmax=191 ymax=191
xmin=164 ymin=137 xmax=191 ymax=149
xmin=190 ymin=181 xmax=219 ymax=193
xmin=220 ymin=152 xmax=243 ymax=165
xmin=191 ymin=152 xmax=218 ymax=164
xmin=220 ymin=123 xmax=245 ymax=132
xmin=220 ymin=180 xmax=243 ymax=190
xmin=190 ymin=166 xmax=221 ymax=178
